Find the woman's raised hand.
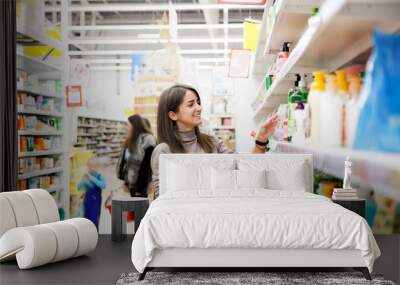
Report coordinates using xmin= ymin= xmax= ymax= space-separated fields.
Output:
xmin=254 ymin=115 xmax=278 ymax=142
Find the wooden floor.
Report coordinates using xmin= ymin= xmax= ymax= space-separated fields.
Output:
xmin=0 ymin=235 xmax=398 ymax=285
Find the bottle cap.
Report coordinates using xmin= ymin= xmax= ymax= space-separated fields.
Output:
xmin=325 ymin=74 xmax=337 ymax=93
xmin=336 ymin=70 xmax=348 ymax=92
xmin=310 ymin=71 xmax=325 ymax=91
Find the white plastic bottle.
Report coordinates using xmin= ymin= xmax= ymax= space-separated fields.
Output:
xmin=308 ymin=71 xmax=325 ymax=146
xmin=320 ymin=74 xmax=342 ymax=148
xmin=292 ymin=102 xmax=306 ymax=145
xmin=345 ymin=75 xmax=362 ymax=147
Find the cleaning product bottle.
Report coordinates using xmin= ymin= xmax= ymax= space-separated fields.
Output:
xmin=320 ymin=74 xmax=342 ymax=147
xmin=345 ymin=75 xmax=362 ymax=147
xmin=298 ymin=74 xmax=308 ymax=103
xmin=287 ymin=74 xmax=301 ymax=140
xmin=292 ymin=102 xmax=306 ymax=145
xmin=308 ymin=71 xmax=325 ymax=145
xmin=276 ymin=42 xmax=291 ymax=73
xmin=336 ymin=70 xmax=349 ymax=146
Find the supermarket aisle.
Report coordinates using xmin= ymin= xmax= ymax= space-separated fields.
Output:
xmin=98 ymin=163 xmax=135 ymax=234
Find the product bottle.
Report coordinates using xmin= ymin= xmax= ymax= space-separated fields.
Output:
xmin=308 ymin=71 xmax=325 ymax=145
xmin=292 ymin=102 xmax=306 ymax=145
xmin=320 ymin=74 xmax=342 ymax=147
xmin=276 ymin=42 xmax=291 ymax=73
xmin=336 ymin=70 xmax=349 ymax=147
xmin=299 ymin=74 xmax=308 ymax=103
xmin=287 ymin=74 xmax=301 ymax=140
xmin=345 ymin=75 xmax=362 ymax=147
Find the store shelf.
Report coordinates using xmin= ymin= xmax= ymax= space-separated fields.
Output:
xmin=18 ymin=130 xmax=63 ymax=136
xmin=17 ymin=14 xmax=69 ymax=219
xmin=18 ymin=167 xmax=63 ymax=180
xmin=263 ymin=0 xmax=323 ymax=56
xmin=17 ymin=48 xmax=62 ymax=74
xmin=18 ymin=107 xmax=63 ymax=117
xmin=17 ymin=21 xmax=64 ymax=51
xmin=78 ymin=124 xmax=96 ymax=128
xmin=97 ymin=150 xmax=120 ymax=155
xmin=19 ymin=149 xmax=64 ymax=157
xmin=254 ymin=0 xmax=400 ymax=118
xmin=77 ymin=133 xmax=98 ymax=137
xmin=272 ymin=141 xmax=400 ymax=200
xmin=17 ymin=87 xmax=62 ymax=99
xmin=212 ymin=126 xmax=235 ymax=130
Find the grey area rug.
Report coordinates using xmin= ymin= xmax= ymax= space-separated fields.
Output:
xmin=116 ymin=272 xmax=395 ymax=285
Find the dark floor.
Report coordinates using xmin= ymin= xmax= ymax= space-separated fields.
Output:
xmin=1 ymin=234 xmax=399 ymax=285
xmin=0 ymin=235 xmax=134 ymax=285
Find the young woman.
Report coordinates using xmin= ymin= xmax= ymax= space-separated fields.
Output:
xmin=151 ymin=84 xmax=278 ymax=198
xmin=117 ymin=114 xmax=156 ymax=197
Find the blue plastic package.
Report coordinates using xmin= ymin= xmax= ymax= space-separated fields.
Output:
xmin=353 ymin=31 xmax=400 ymax=153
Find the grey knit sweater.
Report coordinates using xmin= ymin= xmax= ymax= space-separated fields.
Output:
xmin=150 ymin=130 xmax=233 ymax=198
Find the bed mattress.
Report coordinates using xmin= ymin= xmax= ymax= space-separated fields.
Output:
xmin=131 ymin=190 xmax=380 ymax=273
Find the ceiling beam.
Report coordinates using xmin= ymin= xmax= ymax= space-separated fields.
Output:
xmin=46 ymin=3 xmax=265 ymax=12
xmin=67 ymin=23 xmax=243 ymax=31
xmin=200 ymin=0 xmax=219 ymax=50
xmin=68 ymin=49 xmax=228 ymax=56
xmin=68 ymin=37 xmax=243 ymax=44
xmin=85 ymin=57 xmax=228 ymax=64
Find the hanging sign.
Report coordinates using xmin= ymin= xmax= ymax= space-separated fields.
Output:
xmin=244 ymin=19 xmax=261 ymax=52
xmin=66 ymin=85 xmax=83 ymax=108
xmin=228 ymin=49 xmax=252 ymax=78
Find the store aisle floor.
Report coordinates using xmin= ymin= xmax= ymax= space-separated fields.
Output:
xmin=98 ymin=163 xmax=135 ymax=235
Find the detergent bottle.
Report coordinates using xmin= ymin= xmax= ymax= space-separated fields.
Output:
xmin=308 ymin=71 xmax=325 ymax=145
xmin=320 ymin=74 xmax=342 ymax=147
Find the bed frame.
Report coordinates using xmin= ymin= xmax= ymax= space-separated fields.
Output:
xmin=140 ymin=248 xmax=371 ymax=280
xmin=138 ymin=154 xmax=371 ymax=281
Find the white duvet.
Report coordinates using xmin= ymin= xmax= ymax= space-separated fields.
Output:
xmin=131 ymin=190 xmax=380 ymax=273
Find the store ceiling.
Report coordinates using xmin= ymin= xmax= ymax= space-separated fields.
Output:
xmin=45 ymin=0 xmax=264 ymax=70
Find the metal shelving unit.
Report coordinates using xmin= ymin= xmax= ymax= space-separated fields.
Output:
xmin=16 ymin=0 xmax=68 ymax=218
xmin=75 ymin=116 xmax=127 ymax=164
xmin=252 ymin=0 xmax=400 ymax=119
xmin=252 ymin=0 xmax=400 ymax=201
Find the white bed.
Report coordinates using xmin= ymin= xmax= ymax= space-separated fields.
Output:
xmin=131 ymin=154 xmax=380 ymax=280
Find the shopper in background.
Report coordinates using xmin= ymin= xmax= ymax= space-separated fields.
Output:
xmin=151 ymin=84 xmax=278 ymax=198
xmin=117 ymin=114 xmax=156 ymax=198
xmin=78 ymin=157 xmax=106 ymax=230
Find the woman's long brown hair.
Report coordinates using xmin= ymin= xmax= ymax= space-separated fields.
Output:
xmin=157 ymin=84 xmax=214 ymax=153
xmin=125 ymin=114 xmax=152 ymax=152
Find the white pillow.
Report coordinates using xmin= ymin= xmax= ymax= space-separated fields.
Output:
xmin=167 ymin=162 xmax=211 ymax=191
xmin=266 ymin=162 xmax=306 ymax=191
xmin=236 ymin=169 xmax=267 ymax=189
xmin=237 ymin=158 xmax=308 ymax=192
xmin=211 ymin=168 xmax=236 ymax=190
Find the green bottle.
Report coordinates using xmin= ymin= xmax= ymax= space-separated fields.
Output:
xmin=299 ymin=74 xmax=309 ymax=103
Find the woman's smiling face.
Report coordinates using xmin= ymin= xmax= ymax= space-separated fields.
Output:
xmin=169 ymin=89 xmax=202 ymax=131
